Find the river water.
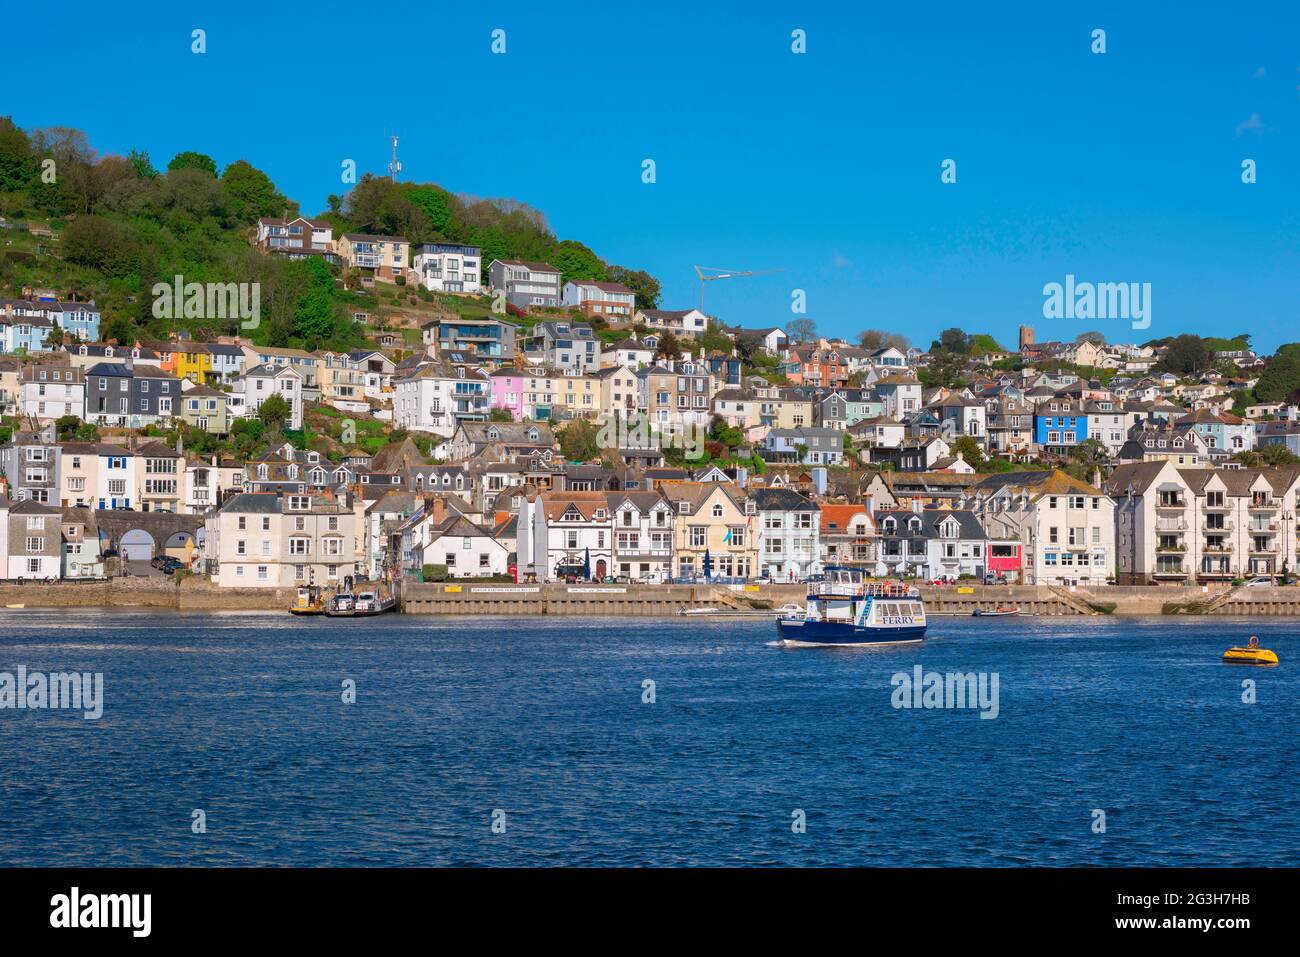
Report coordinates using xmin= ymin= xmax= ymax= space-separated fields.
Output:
xmin=0 ymin=610 xmax=1294 ymax=866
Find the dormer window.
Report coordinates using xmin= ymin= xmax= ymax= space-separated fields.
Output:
xmin=678 ymin=501 xmax=690 ymax=514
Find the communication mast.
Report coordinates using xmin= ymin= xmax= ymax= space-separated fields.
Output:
xmin=388 ymin=135 xmax=402 ymax=179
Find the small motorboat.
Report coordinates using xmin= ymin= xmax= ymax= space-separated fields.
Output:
xmin=1223 ymin=645 xmax=1278 ymax=665
xmin=973 ymin=607 xmax=1020 ymax=617
xmin=678 ymin=606 xmax=720 ymax=616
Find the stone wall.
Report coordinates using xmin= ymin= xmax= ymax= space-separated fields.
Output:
xmin=0 ymin=577 xmax=294 ymax=610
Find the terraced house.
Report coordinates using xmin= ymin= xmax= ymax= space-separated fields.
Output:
xmin=138 ymin=441 xmax=184 ymax=513
xmin=658 ymin=481 xmax=756 ymax=580
xmin=205 ymin=491 xmax=358 ymax=588
xmin=84 ymin=361 xmax=183 ymax=428
xmin=607 ymin=491 xmax=675 ymax=581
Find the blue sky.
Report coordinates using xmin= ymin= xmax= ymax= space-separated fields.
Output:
xmin=8 ymin=1 xmax=1300 ymax=351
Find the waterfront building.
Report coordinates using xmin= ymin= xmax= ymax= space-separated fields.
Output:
xmin=607 ymin=490 xmax=675 ymax=581
xmin=871 ymin=505 xmax=989 ymax=580
xmin=1105 ymin=462 xmax=1300 ymax=584
xmin=204 ymin=490 xmax=357 ymax=588
xmin=657 ymin=481 xmax=756 ymax=580
xmin=969 ymin=470 xmax=1115 ymax=587
xmin=751 ymin=487 xmax=821 ymax=580
xmin=5 ymin=498 xmax=61 ymax=579
xmin=522 ymin=491 xmax=613 ymax=581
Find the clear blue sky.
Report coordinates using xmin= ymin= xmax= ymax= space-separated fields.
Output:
xmin=9 ymin=1 xmax=1299 ymax=352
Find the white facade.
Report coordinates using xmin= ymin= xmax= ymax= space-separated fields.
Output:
xmin=234 ymin=365 xmax=304 ymax=430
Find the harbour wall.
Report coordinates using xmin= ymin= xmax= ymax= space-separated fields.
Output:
xmin=3 ymin=579 xmax=1300 ymax=616
xmin=0 ymin=577 xmax=295 ymax=611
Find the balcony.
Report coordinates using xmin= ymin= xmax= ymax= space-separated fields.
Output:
xmin=1155 ymin=499 xmax=1186 ymax=510
xmin=1155 ymin=520 xmax=1188 ymax=531
xmin=1155 ymin=543 xmax=1186 ymax=553
xmin=1201 ymin=521 xmax=1233 ymax=533
xmin=1153 ymin=565 xmax=1188 ymax=579
xmin=1203 ymin=501 xmax=1230 ymax=512
xmin=1202 ymin=542 xmax=1233 ymax=553
xmin=1249 ymin=499 xmax=1280 ymax=511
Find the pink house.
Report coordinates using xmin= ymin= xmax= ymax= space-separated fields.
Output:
xmin=490 ymin=368 xmax=526 ymax=420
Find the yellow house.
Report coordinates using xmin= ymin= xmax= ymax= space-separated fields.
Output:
xmin=658 ymin=481 xmax=757 ymax=579
xmin=151 ymin=340 xmax=214 ymax=384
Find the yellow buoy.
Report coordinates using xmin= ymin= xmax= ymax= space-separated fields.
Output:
xmin=1222 ymin=646 xmax=1279 ymax=665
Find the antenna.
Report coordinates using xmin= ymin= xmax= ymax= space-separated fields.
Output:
xmin=388 ymin=134 xmax=402 ymax=179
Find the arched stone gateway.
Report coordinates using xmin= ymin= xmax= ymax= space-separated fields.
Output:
xmin=120 ymin=528 xmax=157 ymax=562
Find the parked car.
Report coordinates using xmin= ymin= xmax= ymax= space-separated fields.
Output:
xmin=1243 ymin=576 xmax=1274 ymax=587
xmin=149 ymin=556 xmax=167 ymax=569
xmin=984 ymin=574 xmax=1009 ymax=585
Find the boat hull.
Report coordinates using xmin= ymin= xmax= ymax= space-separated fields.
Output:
xmin=776 ymin=617 xmax=926 ymax=646
xmin=1222 ymin=647 xmax=1278 ymax=665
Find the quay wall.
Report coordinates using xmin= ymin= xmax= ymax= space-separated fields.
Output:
xmin=3 ymin=579 xmax=1300 ymax=616
xmin=0 ymin=577 xmax=294 ymax=611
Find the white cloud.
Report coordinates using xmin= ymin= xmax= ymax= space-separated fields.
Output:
xmin=1236 ymin=112 xmax=1265 ymax=136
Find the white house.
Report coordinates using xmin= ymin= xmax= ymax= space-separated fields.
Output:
xmin=751 ymin=487 xmax=821 ymax=580
xmin=399 ymin=496 xmax=509 ymax=578
xmin=607 ymin=491 xmax=675 ymax=581
xmin=233 ymin=365 xmax=304 ymax=430
xmin=411 ymin=243 xmax=482 ymax=294
xmin=394 ymin=361 xmax=492 ymax=439
xmin=523 ymin=491 xmax=613 ymax=582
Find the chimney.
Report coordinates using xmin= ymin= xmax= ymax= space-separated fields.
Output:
xmin=432 ymin=495 xmax=445 ymax=526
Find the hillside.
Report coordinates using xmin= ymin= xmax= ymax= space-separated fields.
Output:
xmin=0 ymin=117 xmax=660 ymax=352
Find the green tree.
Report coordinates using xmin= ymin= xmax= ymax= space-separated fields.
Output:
xmin=857 ymin=329 xmax=910 ymax=351
xmin=221 ymin=159 xmax=292 ymax=222
xmin=787 ymin=318 xmax=818 ymax=343
xmin=606 ymin=265 xmax=661 ymax=310
xmin=655 ymin=330 xmax=683 ymax=361
xmin=558 ymin=418 xmax=601 ymax=462
xmin=0 ymin=116 xmax=35 ymax=192
xmin=257 ymin=392 xmax=292 ymax=430
xmin=548 ymin=239 xmax=606 ymax=285
xmin=167 ymin=151 xmax=218 ymax=177
xmin=1155 ymin=334 xmax=1212 ymax=376
xmin=950 ymin=435 xmax=986 ymax=468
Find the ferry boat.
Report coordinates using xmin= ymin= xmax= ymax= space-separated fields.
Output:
xmin=776 ymin=567 xmax=926 ymax=647
xmin=290 ymin=586 xmax=325 ymax=616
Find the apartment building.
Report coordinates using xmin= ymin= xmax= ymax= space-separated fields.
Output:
xmin=1106 ymin=462 xmax=1300 ymax=583
xmin=394 ymin=361 xmax=492 ymax=438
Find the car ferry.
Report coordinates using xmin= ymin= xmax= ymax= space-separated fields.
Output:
xmin=776 ymin=567 xmax=926 ymax=647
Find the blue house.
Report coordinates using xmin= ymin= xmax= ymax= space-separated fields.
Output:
xmin=52 ymin=301 xmax=101 ymax=342
xmin=1034 ymin=399 xmax=1089 ymax=452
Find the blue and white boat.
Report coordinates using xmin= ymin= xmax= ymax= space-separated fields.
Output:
xmin=776 ymin=567 xmax=926 ymax=647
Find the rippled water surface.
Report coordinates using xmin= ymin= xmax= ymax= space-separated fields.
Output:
xmin=0 ymin=610 xmax=1295 ymax=866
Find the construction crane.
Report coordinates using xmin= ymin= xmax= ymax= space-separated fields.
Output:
xmin=694 ymin=265 xmax=785 ymax=311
